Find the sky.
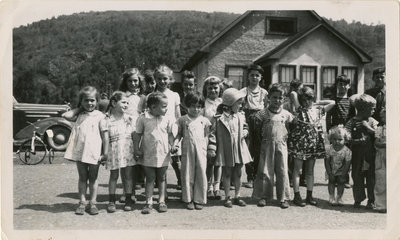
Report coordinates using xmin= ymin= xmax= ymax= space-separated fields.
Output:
xmin=0 ymin=0 xmax=394 ymax=28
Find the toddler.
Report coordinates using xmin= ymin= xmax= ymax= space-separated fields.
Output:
xmin=324 ymin=125 xmax=352 ymax=206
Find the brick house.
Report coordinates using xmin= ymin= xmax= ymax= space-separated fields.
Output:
xmin=181 ymin=10 xmax=372 ymax=100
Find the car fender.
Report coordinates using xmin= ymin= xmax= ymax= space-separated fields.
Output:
xmin=14 ymin=117 xmax=73 ymax=141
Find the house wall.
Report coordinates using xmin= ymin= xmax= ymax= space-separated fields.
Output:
xmin=271 ymin=27 xmax=364 ymax=99
xmin=195 ymin=11 xmax=319 ymax=89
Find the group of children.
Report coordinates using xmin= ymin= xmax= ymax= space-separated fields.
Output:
xmin=63 ymin=64 xmax=387 ymax=215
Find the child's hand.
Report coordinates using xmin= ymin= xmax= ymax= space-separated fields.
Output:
xmin=99 ymin=154 xmax=107 ymax=166
xmin=207 ymin=150 xmax=216 ymax=158
xmin=171 ymin=144 xmax=179 ymax=154
xmin=135 ymin=150 xmax=143 ymax=160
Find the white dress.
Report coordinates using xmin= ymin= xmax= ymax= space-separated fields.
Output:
xmin=64 ymin=110 xmax=105 ymax=165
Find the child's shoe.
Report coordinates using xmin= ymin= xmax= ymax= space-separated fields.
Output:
xmin=257 ymin=199 xmax=267 ymax=207
xmin=336 ymin=196 xmax=344 ymax=206
xmin=353 ymin=201 xmax=361 ymax=208
xmin=293 ymin=195 xmax=306 ymax=207
xmin=141 ymin=204 xmax=153 ymax=214
xmin=233 ymin=198 xmax=246 ymax=207
xmin=75 ymin=201 xmax=87 ymax=215
xmin=187 ymin=201 xmax=195 ymax=210
xmin=194 ymin=203 xmax=203 ymax=210
xmin=158 ymin=202 xmax=168 ymax=213
xmin=280 ymin=200 xmax=289 ymax=209
xmin=214 ymin=190 xmax=222 ymax=200
xmin=366 ymin=201 xmax=375 ymax=210
xmin=107 ymin=202 xmax=116 ymax=213
xmin=207 ymin=190 xmax=215 ymax=200
xmin=88 ymin=203 xmax=99 ymax=215
xmin=224 ymin=197 xmax=233 ymax=208
xmin=124 ymin=200 xmax=133 ymax=211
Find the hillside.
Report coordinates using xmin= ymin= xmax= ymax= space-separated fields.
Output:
xmin=13 ymin=11 xmax=385 ymax=106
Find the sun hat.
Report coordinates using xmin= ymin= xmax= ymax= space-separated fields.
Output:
xmin=221 ymin=88 xmax=246 ymax=106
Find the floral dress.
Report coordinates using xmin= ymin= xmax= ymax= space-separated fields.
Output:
xmin=101 ymin=114 xmax=136 ymax=170
xmin=288 ymin=106 xmax=326 ymax=161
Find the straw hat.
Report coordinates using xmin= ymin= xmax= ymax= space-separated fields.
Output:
xmin=221 ymin=88 xmax=246 ymax=106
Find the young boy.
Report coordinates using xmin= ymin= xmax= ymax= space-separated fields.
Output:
xmin=252 ymin=84 xmax=293 ymax=209
xmin=345 ymin=94 xmax=378 ymax=209
xmin=326 ymin=74 xmax=352 ymax=188
xmin=240 ymin=64 xmax=268 ymax=188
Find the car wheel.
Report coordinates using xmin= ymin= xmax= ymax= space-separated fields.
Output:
xmin=46 ymin=125 xmax=71 ymax=151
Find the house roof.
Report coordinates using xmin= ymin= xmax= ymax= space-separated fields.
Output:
xmin=181 ymin=10 xmax=323 ymax=71
xmin=254 ymin=19 xmax=372 ymax=64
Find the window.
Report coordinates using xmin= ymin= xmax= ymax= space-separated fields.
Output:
xmin=300 ymin=66 xmax=317 ymax=90
xmin=342 ymin=67 xmax=358 ymax=94
xmin=321 ymin=66 xmax=338 ymax=99
xmin=266 ymin=17 xmax=297 ymax=35
xmin=225 ymin=66 xmax=245 ymax=89
xmin=279 ymin=65 xmax=296 ymax=90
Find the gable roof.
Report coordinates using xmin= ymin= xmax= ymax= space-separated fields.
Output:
xmin=181 ymin=10 xmax=322 ymax=71
xmin=254 ymin=19 xmax=372 ymax=64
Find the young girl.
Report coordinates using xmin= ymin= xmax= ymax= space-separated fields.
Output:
xmin=137 ymin=69 xmax=157 ymax=112
xmin=63 ymin=86 xmax=107 ymax=215
xmin=118 ymin=68 xmax=145 ymax=202
xmin=154 ymin=65 xmax=182 ymax=190
xmin=324 ymin=125 xmax=352 ymax=206
xmin=172 ymin=92 xmax=211 ymax=210
xmin=202 ymin=76 xmax=223 ymax=200
xmin=100 ymin=91 xmax=136 ymax=213
xmin=345 ymin=94 xmax=378 ymax=209
xmin=208 ymin=88 xmax=252 ymax=208
xmin=288 ymin=86 xmax=335 ymax=206
xmin=252 ymin=84 xmax=293 ymax=209
xmin=240 ymin=64 xmax=268 ymax=188
xmin=374 ymin=108 xmax=386 ymax=213
xmin=133 ymin=92 xmax=174 ymax=214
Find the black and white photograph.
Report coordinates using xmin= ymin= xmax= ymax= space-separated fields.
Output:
xmin=1 ymin=0 xmax=399 ymax=239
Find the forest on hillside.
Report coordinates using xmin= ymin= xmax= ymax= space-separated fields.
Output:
xmin=12 ymin=11 xmax=385 ymax=106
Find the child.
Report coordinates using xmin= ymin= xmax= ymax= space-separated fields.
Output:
xmin=252 ymin=84 xmax=293 ymax=209
xmin=283 ymin=79 xmax=302 ymax=114
xmin=63 ymin=86 xmax=107 ymax=215
xmin=133 ymin=92 xmax=175 ymax=214
xmin=208 ymin=88 xmax=252 ymax=208
xmin=240 ymin=64 xmax=268 ymax=188
xmin=325 ymin=75 xmax=353 ymax=189
xmin=282 ymin=79 xmax=302 ymax=186
xmin=172 ymin=92 xmax=211 ymax=210
xmin=202 ymin=76 xmax=223 ymax=200
xmin=324 ymin=125 xmax=352 ymax=206
xmin=345 ymin=94 xmax=378 ymax=209
xmin=101 ymin=91 xmax=136 ymax=213
xmin=118 ymin=68 xmax=145 ymax=201
xmin=154 ymin=65 xmax=182 ymax=190
xmin=179 ymin=70 xmax=196 ymax=116
xmin=288 ymin=86 xmax=335 ymax=206
xmin=374 ymin=108 xmax=386 ymax=213
xmin=137 ymin=69 xmax=157 ymax=112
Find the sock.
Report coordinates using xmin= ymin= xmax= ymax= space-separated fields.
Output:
xmin=109 ymin=194 xmax=116 ymax=203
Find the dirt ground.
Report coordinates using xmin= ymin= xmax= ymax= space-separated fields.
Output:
xmin=10 ymin=151 xmax=387 ymax=232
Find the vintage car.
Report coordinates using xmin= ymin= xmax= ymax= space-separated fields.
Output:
xmin=13 ymin=97 xmax=73 ymax=151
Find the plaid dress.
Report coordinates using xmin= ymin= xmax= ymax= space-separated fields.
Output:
xmin=288 ymin=106 xmax=326 ymax=161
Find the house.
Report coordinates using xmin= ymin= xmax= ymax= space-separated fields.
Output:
xmin=181 ymin=10 xmax=372 ymax=100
